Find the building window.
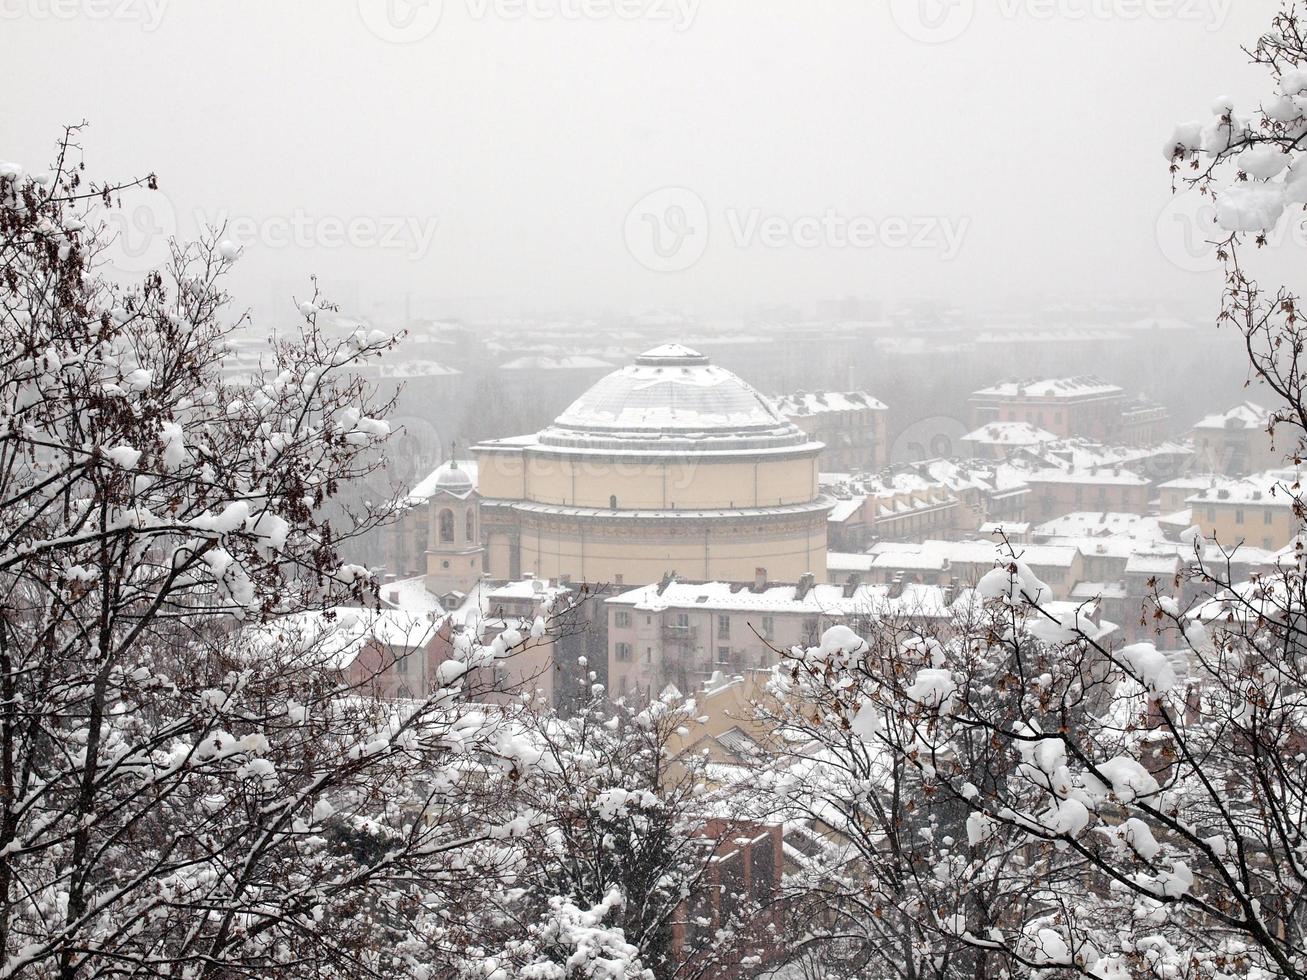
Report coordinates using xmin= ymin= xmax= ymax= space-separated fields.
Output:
xmin=1264 ymin=510 xmax=1273 ymax=525
xmin=395 ymin=653 xmax=409 ymax=675
xmin=438 ymin=508 xmax=455 ymax=543
xmin=644 ymin=647 xmax=652 ymax=663
xmin=761 ymin=615 xmax=774 ymax=639
xmin=717 ymin=615 xmax=730 ymax=639
xmin=465 ymin=509 xmax=475 ymax=541
xmin=717 ymin=646 xmax=730 ymax=663
xmin=615 ymin=642 xmax=632 ymax=661
xmin=614 ymin=610 xmax=631 ymax=628
xmin=1235 ymin=509 xmax=1245 ymax=525
xmin=676 ymin=612 xmax=689 ymax=628
xmin=1207 ymin=507 xmax=1216 ymax=522
xmin=610 ymin=494 xmax=618 ymax=509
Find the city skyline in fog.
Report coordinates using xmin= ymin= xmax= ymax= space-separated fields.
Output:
xmin=4 ymin=1 xmax=1296 ymax=323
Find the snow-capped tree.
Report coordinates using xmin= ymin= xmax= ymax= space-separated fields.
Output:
xmin=469 ymin=689 xmax=776 ymax=980
xmin=0 ymin=128 xmax=561 ymax=978
xmin=757 ymin=610 xmax=1047 ymax=980
xmin=760 ymin=12 xmax=1307 ymax=970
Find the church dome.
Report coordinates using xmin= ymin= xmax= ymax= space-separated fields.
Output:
xmin=434 ymin=459 xmax=473 ymax=492
xmin=406 ymin=458 xmax=476 ymax=503
xmin=537 ymin=345 xmax=810 ymax=454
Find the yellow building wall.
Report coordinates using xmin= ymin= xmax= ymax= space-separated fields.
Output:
xmin=498 ymin=454 xmax=816 ymax=510
xmin=1192 ymin=502 xmax=1297 ymax=550
xmin=517 ymin=515 xmax=827 ymax=584
xmin=476 ymin=451 xmax=527 ymax=499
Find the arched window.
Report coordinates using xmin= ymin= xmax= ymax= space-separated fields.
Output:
xmin=465 ymin=508 xmax=475 ymax=541
xmin=609 ymin=494 xmax=618 ymax=510
xmin=438 ymin=508 xmax=455 ymax=543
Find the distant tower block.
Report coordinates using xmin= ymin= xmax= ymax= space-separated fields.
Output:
xmin=424 ymin=456 xmax=484 ymax=599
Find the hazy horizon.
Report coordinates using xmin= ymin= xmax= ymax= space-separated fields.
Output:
xmin=5 ymin=1 xmax=1297 ymax=324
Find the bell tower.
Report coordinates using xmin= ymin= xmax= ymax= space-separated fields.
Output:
xmin=424 ymin=456 xmax=484 ymax=599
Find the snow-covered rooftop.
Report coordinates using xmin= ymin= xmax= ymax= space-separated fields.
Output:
xmin=971 ymin=376 xmax=1125 ymax=400
xmin=1185 ymin=469 xmax=1300 ymax=507
xmin=1192 ymin=400 xmax=1271 ymax=431
xmin=607 ymin=579 xmax=955 ymax=619
xmin=961 ymin=422 xmax=1059 ymax=447
xmin=772 ymin=390 xmax=888 ymax=416
xmin=514 ymin=344 xmax=816 ymax=455
xmin=408 ymin=459 xmax=478 ymax=503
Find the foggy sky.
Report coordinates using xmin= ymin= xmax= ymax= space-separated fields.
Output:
xmin=3 ymin=0 xmax=1294 ymax=323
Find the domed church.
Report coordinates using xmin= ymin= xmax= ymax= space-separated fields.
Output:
xmin=471 ymin=344 xmax=830 ymax=584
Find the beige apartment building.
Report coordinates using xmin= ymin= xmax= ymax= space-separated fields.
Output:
xmin=606 ymin=573 xmax=952 ymax=700
xmin=472 ymin=345 xmax=831 ymax=585
xmin=1190 ymin=402 xmax=1281 ymax=476
xmin=1186 ymin=469 xmax=1300 ymax=551
xmin=772 ymin=390 xmax=888 ymax=472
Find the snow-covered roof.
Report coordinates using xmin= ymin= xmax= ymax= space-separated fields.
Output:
xmin=971 ymin=376 xmax=1124 ymax=400
xmin=513 ymin=345 xmax=816 ymax=455
xmin=1034 ymin=511 xmax=1160 ymax=540
xmin=607 ymin=580 xmax=954 ymax=619
xmin=1192 ymin=401 xmax=1270 ymax=431
xmin=979 ymin=521 xmax=1030 ymax=535
xmin=841 ymin=538 xmax=1081 ymax=573
xmin=961 ymin=422 xmax=1058 ymax=447
xmin=1022 ymin=438 xmax=1192 ymax=472
xmin=1021 ymin=466 xmax=1148 ymax=487
xmin=1124 ymin=553 xmax=1182 ymax=576
xmin=1185 ymin=469 xmax=1299 ymax=508
xmin=408 ymin=459 xmax=478 ymax=503
xmin=375 ymin=361 xmax=461 ymax=378
xmin=772 ymin=390 xmax=888 ymax=416
xmin=827 ymin=497 xmax=865 ymax=523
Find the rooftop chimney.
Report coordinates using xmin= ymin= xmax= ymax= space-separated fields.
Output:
xmin=795 ymin=572 xmax=816 ymax=601
xmin=753 ymin=567 xmax=767 ymax=593
xmin=889 ymin=571 xmax=905 ymax=599
xmin=843 ymin=573 xmax=861 ymax=599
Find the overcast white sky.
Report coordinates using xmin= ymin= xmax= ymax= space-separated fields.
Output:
xmin=3 ymin=0 xmax=1296 ymax=322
